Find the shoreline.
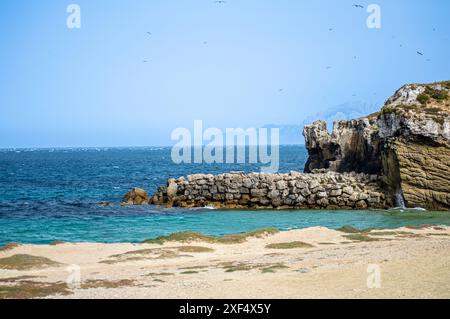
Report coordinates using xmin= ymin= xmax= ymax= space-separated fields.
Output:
xmin=1 ymin=225 xmax=449 ymax=299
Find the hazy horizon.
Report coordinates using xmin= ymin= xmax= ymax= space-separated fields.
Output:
xmin=1 ymin=0 xmax=449 ymax=148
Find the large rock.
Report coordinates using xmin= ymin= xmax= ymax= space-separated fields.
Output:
xmin=122 ymin=188 xmax=149 ymax=206
xmin=303 ymin=118 xmax=381 ymax=174
xmin=303 ymin=81 xmax=450 ymax=210
xmin=378 ymin=82 xmax=450 ymax=210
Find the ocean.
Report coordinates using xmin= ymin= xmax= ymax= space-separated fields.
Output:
xmin=1 ymin=146 xmax=449 ymax=245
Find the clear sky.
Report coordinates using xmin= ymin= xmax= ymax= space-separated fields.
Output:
xmin=0 ymin=0 xmax=449 ymax=148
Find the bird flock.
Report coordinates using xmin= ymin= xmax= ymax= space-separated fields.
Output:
xmin=141 ymin=2 xmax=438 ymax=95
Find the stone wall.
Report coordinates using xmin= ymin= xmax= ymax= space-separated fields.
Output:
xmin=150 ymin=171 xmax=390 ymax=210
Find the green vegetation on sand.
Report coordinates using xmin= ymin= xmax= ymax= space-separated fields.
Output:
xmin=0 ymin=254 xmax=61 ymax=270
xmin=265 ymin=241 xmax=314 ymax=249
xmin=143 ymin=228 xmax=279 ymax=245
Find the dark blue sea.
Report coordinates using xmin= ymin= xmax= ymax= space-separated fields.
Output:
xmin=1 ymin=146 xmax=449 ymax=245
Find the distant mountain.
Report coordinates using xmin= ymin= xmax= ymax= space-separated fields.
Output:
xmin=264 ymin=101 xmax=379 ymax=144
xmin=301 ymin=101 xmax=379 ymax=132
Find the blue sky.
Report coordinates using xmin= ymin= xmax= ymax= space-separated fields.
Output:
xmin=0 ymin=0 xmax=449 ymax=147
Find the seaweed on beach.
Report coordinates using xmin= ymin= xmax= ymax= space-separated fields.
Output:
xmin=343 ymin=234 xmax=383 ymax=242
xmin=336 ymin=225 xmax=368 ymax=234
xmin=260 ymin=264 xmax=289 ymax=273
xmin=0 ymin=279 xmax=71 ymax=299
xmin=145 ymin=272 xmax=175 ymax=277
xmin=177 ymin=246 xmax=214 ymax=253
xmin=143 ymin=232 xmax=215 ymax=244
xmin=49 ymin=240 xmax=65 ymax=246
xmin=265 ymin=241 xmax=314 ymax=249
xmin=0 ymin=254 xmax=62 ymax=270
xmin=0 ymin=243 xmax=20 ymax=252
xmin=0 ymin=276 xmax=43 ymax=284
xmin=405 ymin=224 xmax=434 ymax=230
xmin=369 ymin=231 xmax=415 ymax=236
xmin=100 ymin=246 xmax=213 ymax=264
xmin=218 ymin=261 xmax=288 ymax=273
xmin=80 ymin=279 xmax=135 ymax=289
xmin=180 ymin=270 xmax=199 ymax=274
xmin=143 ymin=228 xmax=279 ymax=245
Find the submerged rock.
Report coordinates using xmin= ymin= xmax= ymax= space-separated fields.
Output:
xmin=122 ymin=188 xmax=149 ymax=206
xmin=98 ymin=202 xmax=110 ymax=207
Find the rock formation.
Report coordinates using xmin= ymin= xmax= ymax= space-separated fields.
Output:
xmin=303 ymin=117 xmax=381 ymax=174
xmin=304 ymin=81 xmax=450 ymax=210
xmin=148 ymin=81 xmax=448 ymax=211
xmin=121 ymin=188 xmax=149 ymax=206
xmin=150 ymin=171 xmax=389 ymax=210
xmin=378 ymin=82 xmax=450 ymax=210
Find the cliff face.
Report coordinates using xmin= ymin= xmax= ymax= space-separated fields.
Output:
xmin=303 ymin=117 xmax=381 ymax=174
xmin=304 ymin=81 xmax=450 ymax=210
xmin=378 ymin=82 xmax=450 ymax=210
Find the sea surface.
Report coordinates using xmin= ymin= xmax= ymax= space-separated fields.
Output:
xmin=0 ymin=146 xmax=449 ymax=245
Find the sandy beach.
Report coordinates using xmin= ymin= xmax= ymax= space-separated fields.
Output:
xmin=1 ymin=225 xmax=449 ymax=299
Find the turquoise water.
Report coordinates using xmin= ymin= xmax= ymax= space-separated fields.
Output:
xmin=1 ymin=208 xmax=450 ymax=245
xmin=1 ymin=146 xmax=449 ymax=245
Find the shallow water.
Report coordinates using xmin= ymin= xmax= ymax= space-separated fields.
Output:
xmin=1 ymin=207 xmax=450 ymax=245
xmin=0 ymin=147 xmax=449 ymax=245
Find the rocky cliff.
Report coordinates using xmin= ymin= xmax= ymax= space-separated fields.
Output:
xmin=304 ymin=81 xmax=450 ymax=210
xmin=303 ymin=117 xmax=381 ymax=174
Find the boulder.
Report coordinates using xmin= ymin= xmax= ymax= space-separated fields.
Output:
xmin=122 ymin=188 xmax=149 ymax=206
xmin=303 ymin=118 xmax=381 ymax=174
xmin=98 ymin=202 xmax=110 ymax=207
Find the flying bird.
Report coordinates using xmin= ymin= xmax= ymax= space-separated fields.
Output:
xmin=214 ymin=0 xmax=226 ymax=3
xmin=417 ymin=51 xmax=424 ymax=56
xmin=353 ymin=4 xmax=364 ymax=8
xmin=146 ymin=32 xmax=152 ymax=36
xmin=328 ymin=28 xmax=333 ymax=31
xmin=326 ymin=66 xmax=332 ymax=69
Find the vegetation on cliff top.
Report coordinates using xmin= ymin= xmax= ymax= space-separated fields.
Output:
xmin=417 ymin=85 xmax=448 ymax=106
